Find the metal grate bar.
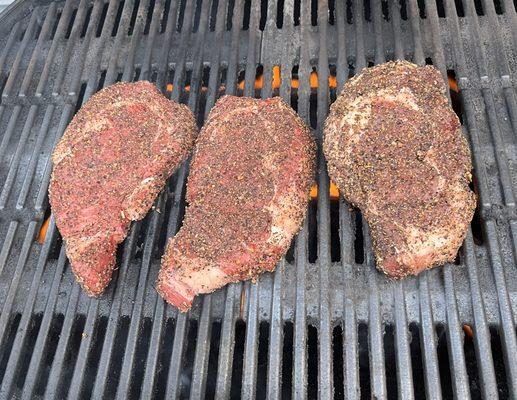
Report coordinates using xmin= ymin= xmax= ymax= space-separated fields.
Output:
xmin=316 ymin=2 xmax=333 ymax=398
xmin=163 ymin=1 xmax=205 ymax=398
xmin=292 ymin=1 xmax=311 ymax=397
xmin=414 ymin=9 xmax=446 ymax=387
xmin=406 ymin=0 xmax=424 ymax=64
xmin=18 ymin=3 xmax=56 ymax=97
xmin=0 ymin=222 xmax=38 ymax=348
xmin=165 ymin=24 xmax=200 ymax=400
xmin=353 ymin=2 xmax=387 ymax=398
xmin=480 ymin=87 xmax=515 ymax=207
xmin=139 ymin=0 xmax=164 ymax=81
xmin=240 ymin=1 xmax=264 ymax=398
xmin=381 ymin=3 xmax=417 ymax=397
xmin=443 ymin=264 xmax=471 ymax=399
xmin=365 ymin=224 xmax=388 ymax=399
xmin=34 ymin=105 xmax=73 ymax=212
xmin=485 ymin=221 xmax=517 ymax=398
xmin=0 ymin=106 xmax=22 ymax=172
xmin=266 ymin=260 xmax=284 ymax=399
xmin=394 ymin=282 xmax=415 ymax=399
xmin=2 ymin=9 xmax=40 ymax=98
xmin=82 ymin=0 xmax=122 ymax=111
xmin=0 ymin=221 xmax=18 ymax=275
xmin=264 ymin=5 xmax=293 ymax=394
xmin=214 ymin=283 xmax=239 ymax=399
xmin=15 ymin=104 xmax=56 ymax=209
xmin=0 ymin=105 xmax=39 ymax=208
xmin=140 ymin=0 xmax=190 ymax=396
xmin=500 ymin=0 xmax=517 ymax=49
xmin=472 ymin=0 xmax=510 ymax=77
xmin=19 ymin=2 xmax=58 ymax=96
xmin=341 ymin=201 xmax=359 ymax=399
xmin=190 ymin=294 xmax=214 ymax=399
xmin=35 ymin=0 xmax=76 ymax=97
xmin=43 ymin=279 xmax=82 ymax=398
xmin=155 ymin=0 xmax=181 ymax=89
xmin=178 ymin=2 xmax=216 ymax=397
xmin=85 ymin=225 xmax=141 ymax=399
xmin=242 ymin=281 xmax=260 ymax=399
xmin=51 ymin=0 xmax=91 ymax=95
xmin=140 ymin=168 xmax=185 ymax=398
xmin=501 ymin=78 xmax=517 ymax=142
xmin=19 ymin=240 xmax=68 ymax=400
xmin=0 ymin=20 xmax=21 ymax=79
xmin=166 ymin=311 xmax=188 ymax=398
xmin=418 ymin=274 xmax=442 ymax=399
xmin=0 ymin=219 xmax=56 ymax=398
xmin=224 ymin=0 xmax=245 ymax=98
xmin=464 ymin=230 xmax=499 ymax=398
xmin=445 ymin=0 xmax=494 ymax=211
xmin=423 ymin=0 xmax=447 ymax=79
xmin=115 ymin=195 xmax=165 ymax=400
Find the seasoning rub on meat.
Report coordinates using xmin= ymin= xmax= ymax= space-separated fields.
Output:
xmin=324 ymin=61 xmax=476 ymax=278
xmin=157 ymin=95 xmax=316 ymax=311
xmin=49 ymin=81 xmax=197 ymax=296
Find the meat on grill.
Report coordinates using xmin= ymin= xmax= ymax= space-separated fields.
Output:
xmin=49 ymin=81 xmax=197 ymax=296
xmin=157 ymin=95 xmax=316 ymax=311
xmin=324 ymin=61 xmax=476 ymax=278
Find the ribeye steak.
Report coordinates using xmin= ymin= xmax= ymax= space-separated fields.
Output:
xmin=324 ymin=61 xmax=476 ymax=278
xmin=157 ymin=95 xmax=316 ymax=311
xmin=49 ymin=81 xmax=197 ymax=295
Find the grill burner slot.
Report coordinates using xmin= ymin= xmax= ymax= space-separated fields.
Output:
xmin=293 ymin=0 xmax=300 ymax=25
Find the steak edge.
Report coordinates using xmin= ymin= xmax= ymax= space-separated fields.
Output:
xmin=324 ymin=61 xmax=476 ymax=278
xmin=157 ymin=95 xmax=316 ymax=311
xmin=49 ymin=81 xmax=197 ymax=296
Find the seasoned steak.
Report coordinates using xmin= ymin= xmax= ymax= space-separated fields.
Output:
xmin=49 ymin=81 xmax=197 ymax=296
xmin=324 ymin=61 xmax=476 ymax=278
xmin=157 ymin=95 xmax=316 ymax=311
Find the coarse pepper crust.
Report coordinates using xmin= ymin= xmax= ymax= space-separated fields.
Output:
xmin=157 ymin=95 xmax=316 ymax=311
xmin=324 ymin=61 xmax=476 ymax=278
xmin=49 ymin=81 xmax=198 ymax=296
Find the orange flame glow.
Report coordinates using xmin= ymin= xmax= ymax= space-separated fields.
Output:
xmin=463 ymin=324 xmax=473 ymax=338
xmin=448 ymin=76 xmax=459 ymax=93
xmin=310 ymin=183 xmax=340 ymax=200
xmin=38 ymin=217 xmax=50 ymax=244
xmin=236 ymin=68 xmax=337 ymax=91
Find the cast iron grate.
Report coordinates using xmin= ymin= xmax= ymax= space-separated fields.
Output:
xmin=0 ymin=0 xmax=516 ymax=398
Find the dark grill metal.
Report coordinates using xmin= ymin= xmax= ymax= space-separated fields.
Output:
xmin=0 ymin=0 xmax=516 ymax=398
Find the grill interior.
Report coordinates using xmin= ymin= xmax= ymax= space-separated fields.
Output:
xmin=0 ymin=0 xmax=516 ymax=398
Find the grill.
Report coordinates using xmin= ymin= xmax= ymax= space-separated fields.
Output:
xmin=0 ymin=0 xmax=516 ymax=398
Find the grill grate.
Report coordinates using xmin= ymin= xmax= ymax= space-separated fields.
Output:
xmin=0 ymin=0 xmax=516 ymax=398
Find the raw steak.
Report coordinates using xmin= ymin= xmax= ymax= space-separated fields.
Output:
xmin=49 ymin=81 xmax=197 ymax=295
xmin=157 ymin=95 xmax=316 ymax=311
xmin=324 ymin=61 xmax=476 ymax=278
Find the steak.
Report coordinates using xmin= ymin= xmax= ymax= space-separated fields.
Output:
xmin=324 ymin=61 xmax=476 ymax=278
xmin=49 ymin=81 xmax=197 ymax=296
xmin=157 ymin=95 xmax=316 ymax=311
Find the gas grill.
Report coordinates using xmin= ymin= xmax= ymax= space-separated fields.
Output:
xmin=0 ymin=0 xmax=515 ymax=398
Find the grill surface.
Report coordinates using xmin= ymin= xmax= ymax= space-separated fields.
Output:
xmin=0 ymin=0 xmax=516 ymax=398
